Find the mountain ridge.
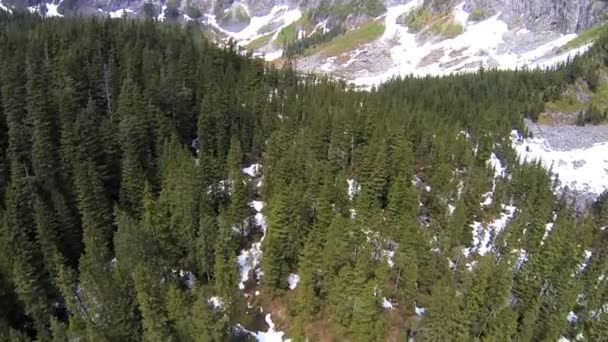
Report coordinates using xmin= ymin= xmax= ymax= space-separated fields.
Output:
xmin=1 ymin=0 xmax=606 ymax=83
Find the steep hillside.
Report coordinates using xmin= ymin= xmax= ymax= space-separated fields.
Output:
xmin=1 ymin=0 xmax=607 ymax=83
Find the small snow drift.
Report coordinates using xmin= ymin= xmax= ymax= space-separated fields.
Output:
xmin=347 ymin=178 xmax=361 ymax=200
xmin=287 ymin=273 xmax=300 ymax=290
xmin=109 ymin=8 xmax=134 ymax=18
xmin=382 ymin=297 xmax=394 ymax=310
xmin=208 ymin=296 xmax=223 ymax=309
xmin=465 ymin=205 xmax=517 ymax=257
xmin=243 ymin=163 xmax=262 ymax=177
xmin=0 ymin=2 xmax=11 ymax=13
xmin=255 ymin=314 xmax=288 ymax=342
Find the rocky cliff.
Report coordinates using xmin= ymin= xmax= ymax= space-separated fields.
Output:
xmin=3 ymin=0 xmax=606 ymax=34
xmin=464 ymin=0 xmax=608 ymax=33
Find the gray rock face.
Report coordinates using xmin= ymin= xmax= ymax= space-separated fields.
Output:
xmin=464 ymin=0 xmax=608 ymax=34
xmin=7 ymin=0 xmax=607 ymax=35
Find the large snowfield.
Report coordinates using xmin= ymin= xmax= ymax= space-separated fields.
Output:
xmin=511 ymin=129 xmax=608 ymax=197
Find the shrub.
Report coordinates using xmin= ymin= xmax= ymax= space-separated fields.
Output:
xmin=468 ymin=7 xmax=486 ymax=22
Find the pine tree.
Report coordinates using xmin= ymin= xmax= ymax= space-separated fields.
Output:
xmin=134 ymin=265 xmax=172 ymax=342
xmin=263 ymin=188 xmax=299 ymax=291
xmin=419 ymin=277 xmax=469 ymax=342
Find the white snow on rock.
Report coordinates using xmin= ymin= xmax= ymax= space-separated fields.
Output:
xmin=179 ymin=270 xmax=196 ymax=289
xmin=487 ymin=152 xmax=506 ymax=178
xmin=237 ymin=240 xmax=263 ymax=289
xmin=45 ymin=3 xmax=63 ymax=17
xmin=208 ymin=296 xmax=223 ymax=309
xmin=382 ymin=297 xmax=394 ymax=310
xmin=255 ymin=314 xmax=290 ymax=342
xmin=287 ymin=273 xmax=300 ymax=290
xmin=250 ymin=200 xmax=265 ymax=213
xmin=347 ymin=178 xmax=361 ymax=200
xmin=243 ymin=163 xmax=262 ymax=177
xmin=264 ymin=50 xmax=284 ymax=61
xmin=157 ymin=5 xmax=167 ymax=21
xmin=464 ymin=205 xmax=516 ymax=257
xmin=415 ymin=305 xmax=427 ymax=316
xmin=354 ymin=2 xmax=588 ymax=86
xmin=27 ymin=2 xmax=64 ymax=17
xmin=511 ymin=129 xmax=608 ymax=196
xmin=579 ymin=250 xmax=593 ymax=272
xmin=206 ymin=5 xmax=301 ymax=44
xmin=109 ymin=8 xmax=134 ymax=18
xmin=237 ymin=200 xmax=267 ymax=289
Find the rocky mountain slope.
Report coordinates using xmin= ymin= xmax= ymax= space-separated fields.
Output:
xmin=1 ymin=0 xmax=607 ymax=84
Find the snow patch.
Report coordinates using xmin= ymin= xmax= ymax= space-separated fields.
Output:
xmin=355 ymin=2 xmax=586 ymax=86
xmin=157 ymin=5 xmax=167 ymax=21
xmin=382 ymin=297 xmax=394 ymax=310
xmin=243 ymin=163 xmax=262 ymax=177
xmin=237 ymin=200 xmax=267 ymax=289
xmin=109 ymin=8 xmax=134 ymax=18
xmin=287 ymin=273 xmax=300 ymax=290
xmin=511 ymin=129 xmax=608 ymax=196
xmin=208 ymin=296 xmax=223 ymax=309
xmin=0 ymin=2 xmax=10 ymax=12
xmin=383 ymin=250 xmax=395 ymax=268
xmin=264 ymin=50 xmax=284 ymax=61
xmin=579 ymin=250 xmax=592 ymax=272
xmin=347 ymin=179 xmax=361 ymax=200
xmin=464 ymin=205 xmax=516 ymax=256
xmin=208 ymin=5 xmax=301 ymax=43
xmin=487 ymin=152 xmax=506 ymax=178
xmin=45 ymin=3 xmax=63 ymax=17
xmin=255 ymin=314 xmax=290 ymax=342
xmin=415 ymin=305 xmax=427 ymax=316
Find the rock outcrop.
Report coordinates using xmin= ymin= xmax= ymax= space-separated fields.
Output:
xmin=464 ymin=0 xmax=608 ymax=33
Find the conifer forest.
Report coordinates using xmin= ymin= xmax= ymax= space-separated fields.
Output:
xmin=0 ymin=9 xmax=608 ymax=342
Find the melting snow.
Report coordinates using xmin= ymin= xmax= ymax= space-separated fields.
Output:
xmin=255 ymin=314 xmax=289 ymax=342
xmin=382 ymin=249 xmax=395 ymax=268
xmin=567 ymin=311 xmax=578 ymax=323
xmin=382 ymin=297 xmax=394 ymax=310
xmin=207 ymin=5 xmax=301 ymax=43
xmin=157 ymin=5 xmax=167 ymax=21
xmin=208 ymin=296 xmax=223 ymax=309
xmin=540 ymin=222 xmax=554 ymax=245
xmin=487 ymin=152 xmax=506 ymax=178
xmin=354 ymin=2 xmax=588 ymax=86
xmin=347 ymin=179 xmax=361 ymax=200
xmin=109 ymin=8 xmax=134 ymax=18
xmin=45 ymin=3 xmax=62 ymax=17
xmin=287 ymin=273 xmax=300 ymax=290
xmin=243 ymin=164 xmax=262 ymax=177
xmin=237 ymin=200 xmax=267 ymax=289
xmin=512 ymin=129 xmax=608 ymax=196
xmin=465 ymin=205 xmax=516 ymax=257
xmin=579 ymin=250 xmax=592 ymax=272
xmin=27 ymin=2 xmax=64 ymax=17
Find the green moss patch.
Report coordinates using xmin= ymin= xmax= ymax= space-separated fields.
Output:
xmin=308 ymin=20 xmax=385 ymax=57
